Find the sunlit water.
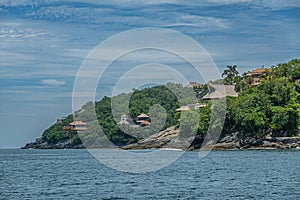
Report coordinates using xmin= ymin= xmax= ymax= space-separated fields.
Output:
xmin=1 ymin=149 xmax=299 ymax=199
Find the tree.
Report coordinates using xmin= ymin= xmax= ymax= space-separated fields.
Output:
xmin=222 ymin=65 xmax=239 ymax=85
xmin=234 ymin=72 xmax=252 ymax=92
xmin=270 ymin=106 xmax=298 ymax=137
xmin=229 ymin=91 xmax=271 ymax=138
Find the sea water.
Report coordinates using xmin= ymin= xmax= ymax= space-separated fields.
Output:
xmin=1 ymin=149 xmax=299 ymax=199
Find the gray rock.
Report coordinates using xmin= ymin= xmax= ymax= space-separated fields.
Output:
xmin=122 ymin=126 xmax=191 ymax=150
xmin=22 ymin=137 xmax=84 ymax=149
xmin=219 ymin=133 xmax=238 ymax=143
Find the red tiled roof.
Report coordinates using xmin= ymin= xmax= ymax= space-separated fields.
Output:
xmin=63 ymin=126 xmax=71 ymax=130
xmin=140 ymin=120 xmax=151 ymax=125
xmin=69 ymin=121 xmax=87 ymax=126
xmin=250 ymin=68 xmax=269 ymax=75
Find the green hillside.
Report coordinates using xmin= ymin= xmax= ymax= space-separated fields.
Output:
xmin=226 ymin=59 xmax=300 ymax=138
xmin=41 ymin=83 xmax=197 ymax=147
xmin=40 ymin=59 xmax=300 ymax=148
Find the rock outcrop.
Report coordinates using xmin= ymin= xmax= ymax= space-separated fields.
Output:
xmin=122 ymin=126 xmax=194 ymax=150
xmin=122 ymin=127 xmax=300 ymax=150
xmin=23 ymin=127 xmax=300 ymax=150
xmin=22 ymin=138 xmax=84 ymax=149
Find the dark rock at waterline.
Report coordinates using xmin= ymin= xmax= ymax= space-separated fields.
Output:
xmin=218 ymin=133 xmax=238 ymax=143
xmin=22 ymin=138 xmax=84 ymax=149
xmin=23 ymin=127 xmax=300 ymax=150
xmin=122 ymin=126 xmax=300 ymax=150
xmin=122 ymin=126 xmax=193 ymax=150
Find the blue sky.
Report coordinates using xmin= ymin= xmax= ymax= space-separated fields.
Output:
xmin=1 ymin=0 xmax=299 ymax=148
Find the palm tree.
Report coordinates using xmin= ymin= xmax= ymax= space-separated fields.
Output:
xmin=235 ymin=72 xmax=251 ymax=92
xmin=222 ymin=65 xmax=239 ymax=85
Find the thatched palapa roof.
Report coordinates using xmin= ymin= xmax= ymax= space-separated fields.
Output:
xmin=202 ymin=83 xmax=238 ymax=100
xmin=69 ymin=121 xmax=87 ymax=126
xmin=137 ymin=113 xmax=149 ymax=118
xmin=176 ymin=106 xmax=191 ymax=112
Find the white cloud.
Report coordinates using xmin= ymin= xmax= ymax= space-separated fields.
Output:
xmin=41 ymin=79 xmax=66 ymax=86
xmin=0 ymin=21 xmax=51 ymax=39
xmin=205 ymin=0 xmax=251 ymax=3
xmin=256 ymin=0 xmax=300 ymax=9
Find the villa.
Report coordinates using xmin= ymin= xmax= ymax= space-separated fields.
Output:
xmin=176 ymin=103 xmax=208 ymax=112
xmin=140 ymin=120 xmax=151 ymax=128
xmin=176 ymin=106 xmax=191 ymax=112
xmin=136 ymin=113 xmax=151 ymax=128
xmin=186 ymin=82 xmax=203 ymax=89
xmin=68 ymin=121 xmax=87 ymax=131
xmin=118 ymin=114 xmax=130 ymax=125
xmin=117 ymin=113 xmax=151 ymax=128
xmin=247 ymin=68 xmax=269 ymax=86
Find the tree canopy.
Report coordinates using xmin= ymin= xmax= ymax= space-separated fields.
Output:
xmin=222 ymin=65 xmax=239 ymax=85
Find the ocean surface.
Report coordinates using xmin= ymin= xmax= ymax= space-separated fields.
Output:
xmin=1 ymin=149 xmax=299 ymax=199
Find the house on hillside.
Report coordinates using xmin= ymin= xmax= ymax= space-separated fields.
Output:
xmin=118 ymin=114 xmax=130 ymax=125
xmin=176 ymin=103 xmax=208 ymax=112
xmin=69 ymin=121 xmax=87 ymax=131
xmin=247 ymin=68 xmax=269 ymax=86
xmin=136 ymin=113 xmax=151 ymax=128
xmin=186 ymin=82 xmax=202 ymax=89
xmin=176 ymin=106 xmax=191 ymax=112
xmin=202 ymin=83 xmax=238 ymax=100
xmin=195 ymin=103 xmax=208 ymax=109
xmin=140 ymin=120 xmax=151 ymax=128
xmin=136 ymin=113 xmax=149 ymax=121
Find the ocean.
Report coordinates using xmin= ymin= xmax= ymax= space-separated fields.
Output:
xmin=1 ymin=149 xmax=299 ymax=199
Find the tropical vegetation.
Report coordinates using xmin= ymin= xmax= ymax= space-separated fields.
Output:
xmin=41 ymin=59 xmax=300 ymax=147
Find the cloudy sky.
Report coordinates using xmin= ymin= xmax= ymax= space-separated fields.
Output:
xmin=1 ymin=0 xmax=299 ymax=148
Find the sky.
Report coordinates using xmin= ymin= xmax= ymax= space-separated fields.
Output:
xmin=1 ymin=0 xmax=299 ymax=148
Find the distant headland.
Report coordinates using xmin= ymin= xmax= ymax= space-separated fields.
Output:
xmin=23 ymin=59 xmax=300 ymax=150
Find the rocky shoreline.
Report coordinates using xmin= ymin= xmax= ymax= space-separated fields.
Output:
xmin=22 ymin=127 xmax=300 ymax=150
xmin=198 ymin=137 xmax=300 ymax=150
xmin=22 ymin=138 xmax=85 ymax=149
xmin=22 ymin=137 xmax=118 ymax=149
xmin=122 ymin=127 xmax=300 ymax=150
